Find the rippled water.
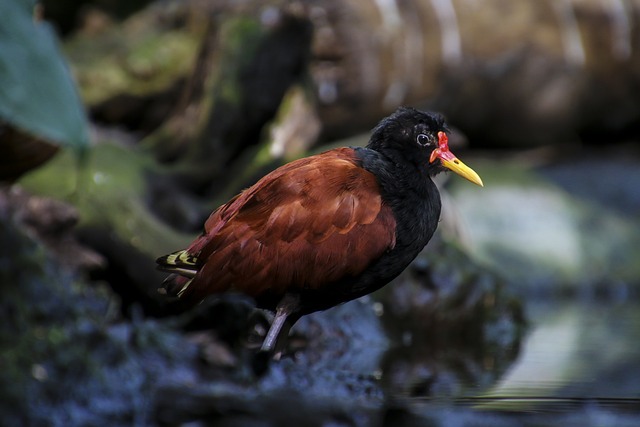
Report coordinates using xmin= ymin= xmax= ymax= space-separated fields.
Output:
xmin=483 ymin=300 xmax=640 ymax=399
xmin=392 ymin=297 xmax=640 ymax=424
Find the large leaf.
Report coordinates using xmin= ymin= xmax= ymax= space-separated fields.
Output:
xmin=0 ymin=0 xmax=89 ymax=152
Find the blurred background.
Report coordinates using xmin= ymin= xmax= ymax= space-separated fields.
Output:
xmin=1 ymin=0 xmax=640 ymax=425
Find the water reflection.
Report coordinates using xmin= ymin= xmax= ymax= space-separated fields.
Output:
xmin=479 ymin=300 xmax=640 ymax=407
xmin=361 ymin=298 xmax=640 ymax=427
xmin=380 ymin=329 xmax=520 ymax=399
xmin=382 ymin=298 xmax=640 ymax=414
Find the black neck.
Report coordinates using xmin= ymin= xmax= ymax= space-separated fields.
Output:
xmin=355 ymin=147 xmax=442 ymax=252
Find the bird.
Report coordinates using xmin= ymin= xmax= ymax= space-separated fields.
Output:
xmin=156 ymin=107 xmax=483 ymax=357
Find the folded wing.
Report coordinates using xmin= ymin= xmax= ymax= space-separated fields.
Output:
xmin=157 ymin=148 xmax=396 ymax=304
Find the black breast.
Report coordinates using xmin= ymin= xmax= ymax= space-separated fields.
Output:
xmin=354 ymin=147 xmax=441 ymax=285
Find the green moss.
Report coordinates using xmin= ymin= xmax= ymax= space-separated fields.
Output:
xmin=141 ymin=15 xmax=267 ymax=164
xmin=19 ymin=143 xmax=191 ymax=257
xmin=66 ymin=25 xmax=201 ymax=105
xmin=211 ymin=17 xmax=265 ymax=106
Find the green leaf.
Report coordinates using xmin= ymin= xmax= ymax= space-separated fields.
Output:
xmin=0 ymin=0 xmax=89 ymax=152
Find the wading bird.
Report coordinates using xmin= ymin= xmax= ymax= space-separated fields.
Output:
xmin=157 ymin=107 xmax=483 ymax=356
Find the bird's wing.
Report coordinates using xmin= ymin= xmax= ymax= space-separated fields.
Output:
xmin=162 ymin=148 xmax=397 ymax=302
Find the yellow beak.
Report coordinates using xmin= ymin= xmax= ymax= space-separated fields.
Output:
xmin=430 ymin=131 xmax=483 ymax=187
xmin=440 ymin=155 xmax=484 ymax=187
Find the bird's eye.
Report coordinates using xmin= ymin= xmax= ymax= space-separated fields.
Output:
xmin=416 ymin=134 xmax=430 ymax=146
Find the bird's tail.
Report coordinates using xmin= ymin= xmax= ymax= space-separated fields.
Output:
xmin=157 ymin=273 xmax=193 ymax=298
xmin=156 ymin=250 xmax=198 ymax=298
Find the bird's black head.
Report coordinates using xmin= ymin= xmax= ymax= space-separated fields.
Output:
xmin=368 ymin=107 xmax=448 ymax=170
xmin=367 ymin=107 xmax=483 ymax=186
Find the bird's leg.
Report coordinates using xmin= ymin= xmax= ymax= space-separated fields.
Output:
xmin=260 ymin=293 xmax=300 ymax=359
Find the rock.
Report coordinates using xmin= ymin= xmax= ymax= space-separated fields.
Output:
xmin=0 ymin=185 xmax=104 ymax=271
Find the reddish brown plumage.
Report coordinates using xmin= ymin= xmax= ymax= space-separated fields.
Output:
xmin=175 ymin=147 xmax=396 ymax=303
xmin=157 ymin=107 xmax=483 ymax=356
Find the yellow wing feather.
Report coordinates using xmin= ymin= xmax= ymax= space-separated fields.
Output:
xmin=156 ymin=250 xmax=199 ymax=278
